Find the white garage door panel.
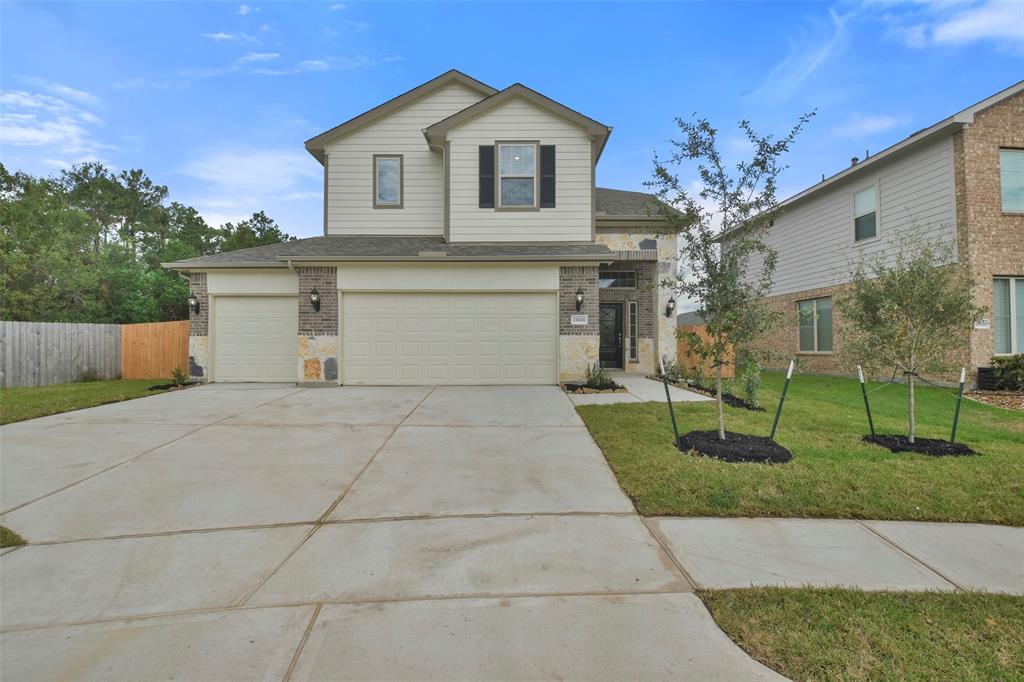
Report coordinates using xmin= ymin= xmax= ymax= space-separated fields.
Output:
xmin=214 ymin=296 xmax=297 ymax=382
xmin=343 ymin=292 xmax=556 ymax=385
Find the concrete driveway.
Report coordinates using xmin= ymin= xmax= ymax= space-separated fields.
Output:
xmin=0 ymin=384 xmax=781 ymax=681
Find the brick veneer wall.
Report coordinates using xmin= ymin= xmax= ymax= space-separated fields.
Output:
xmin=954 ymin=92 xmax=1024 ymax=370
xmin=297 ymin=267 xmax=338 ymax=335
xmin=559 ymin=266 xmax=598 ymax=335
xmin=598 ymin=261 xmax=656 ymax=337
xmin=188 ymin=272 xmax=208 ymax=336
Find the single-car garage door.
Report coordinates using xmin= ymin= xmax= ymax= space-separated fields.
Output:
xmin=343 ymin=292 xmax=556 ymax=385
xmin=214 ymin=296 xmax=297 ymax=382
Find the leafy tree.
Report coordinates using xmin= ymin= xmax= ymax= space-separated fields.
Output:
xmin=650 ymin=113 xmax=814 ymax=440
xmin=838 ymin=230 xmax=985 ymax=443
xmin=219 ymin=211 xmax=295 ymax=253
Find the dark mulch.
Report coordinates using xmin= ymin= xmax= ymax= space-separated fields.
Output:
xmin=147 ymin=382 xmax=198 ymax=391
xmin=862 ymin=434 xmax=977 ymax=457
xmin=563 ymin=382 xmax=626 ymax=393
xmin=677 ymin=429 xmax=793 ymax=464
xmin=657 ymin=378 xmax=765 ymax=412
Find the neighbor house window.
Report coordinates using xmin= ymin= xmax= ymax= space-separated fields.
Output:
xmin=993 ymin=277 xmax=1024 ymax=354
xmin=629 ymin=301 xmax=638 ymax=362
xmin=497 ymin=143 xmax=537 ymax=208
xmin=1000 ymin=149 xmax=1024 ymax=213
xmin=598 ymin=271 xmax=636 ymax=289
xmin=798 ymin=296 xmax=833 ymax=352
xmin=853 ymin=185 xmax=877 ymax=241
xmin=373 ymin=154 xmax=402 ymax=208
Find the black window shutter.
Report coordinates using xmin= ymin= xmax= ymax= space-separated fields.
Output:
xmin=540 ymin=145 xmax=556 ymax=208
xmin=478 ymin=145 xmax=495 ymax=208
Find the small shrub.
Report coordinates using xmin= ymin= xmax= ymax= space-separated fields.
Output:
xmin=736 ymin=349 xmax=762 ymax=409
xmin=659 ymin=359 xmax=688 ymax=384
xmin=75 ymin=368 xmax=101 ymax=383
xmin=585 ymin=363 xmax=617 ymax=390
xmin=171 ymin=366 xmax=188 ymax=387
xmin=991 ymin=355 xmax=1024 ymax=390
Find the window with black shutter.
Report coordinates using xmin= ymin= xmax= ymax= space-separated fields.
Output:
xmin=478 ymin=145 xmax=495 ymax=208
xmin=540 ymin=145 xmax=555 ymax=208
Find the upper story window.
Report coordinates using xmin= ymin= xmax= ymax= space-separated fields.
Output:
xmin=497 ymin=143 xmax=538 ymax=208
xmin=373 ymin=154 xmax=402 ymax=208
xmin=993 ymin=277 xmax=1023 ymax=355
xmin=999 ymin=149 xmax=1024 ymax=214
xmin=797 ymin=296 xmax=833 ymax=353
xmin=853 ymin=185 xmax=877 ymax=241
xmin=599 ymin=271 xmax=636 ymax=289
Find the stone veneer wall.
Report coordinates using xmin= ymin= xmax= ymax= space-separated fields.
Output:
xmin=954 ymin=92 xmax=1024 ymax=371
xmin=187 ymin=272 xmax=209 ymax=380
xmin=296 ymin=266 xmax=339 ymax=383
xmin=559 ymin=266 xmax=599 ymax=381
xmin=594 ymin=231 xmax=680 ymax=373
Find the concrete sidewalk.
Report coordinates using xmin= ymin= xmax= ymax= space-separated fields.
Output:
xmin=568 ymin=374 xmax=713 ymax=405
xmin=646 ymin=517 xmax=1024 ymax=594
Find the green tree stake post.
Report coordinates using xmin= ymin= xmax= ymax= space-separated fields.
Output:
xmin=769 ymin=359 xmax=795 ymax=440
xmin=857 ymin=365 xmax=876 ymax=436
xmin=659 ymin=356 xmax=681 ymax=447
xmin=951 ymin=367 xmax=966 ymax=443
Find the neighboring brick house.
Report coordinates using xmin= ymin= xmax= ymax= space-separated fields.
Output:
xmin=725 ymin=81 xmax=1023 ymax=383
xmin=165 ymin=70 xmax=678 ymax=385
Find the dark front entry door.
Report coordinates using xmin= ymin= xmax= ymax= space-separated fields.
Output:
xmin=599 ymin=303 xmax=623 ymax=369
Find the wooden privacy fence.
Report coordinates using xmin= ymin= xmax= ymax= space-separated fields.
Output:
xmin=677 ymin=324 xmax=735 ymax=379
xmin=1 ymin=321 xmax=121 ymax=388
xmin=120 ymin=321 xmax=189 ymax=380
xmin=0 ymin=320 xmax=188 ymax=388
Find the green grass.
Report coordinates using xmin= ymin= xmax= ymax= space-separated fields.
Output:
xmin=1 ymin=526 xmax=26 ymax=548
xmin=0 ymin=379 xmax=174 ymax=425
xmin=702 ymin=588 xmax=1024 ymax=681
xmin=577 ymin=372 xmax=1024 ymax=524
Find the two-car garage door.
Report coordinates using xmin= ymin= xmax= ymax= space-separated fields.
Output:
xmin=342 ymin=292 xmax=557 ymax=385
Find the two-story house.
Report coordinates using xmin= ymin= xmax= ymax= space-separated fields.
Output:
xmin=734 ymin=80 xmax=1023 ymax=382
xmin=165 ymin=70 xmax=678 ymax=385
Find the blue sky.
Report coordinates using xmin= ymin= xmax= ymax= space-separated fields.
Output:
xmin=2 ymin=0 xmax=1022 ymax=238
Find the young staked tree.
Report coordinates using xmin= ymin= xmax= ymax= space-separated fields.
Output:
xmin=651 ymin=113 xmax=813 ymax=440
xmin=839 ymin=230 xmax=985 ymax=443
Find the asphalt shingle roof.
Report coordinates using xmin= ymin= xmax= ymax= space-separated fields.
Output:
xmin=595 ymin=187 xmax=669 ymax=218
xmin=164 ymin=235 xmax=614 ymax=268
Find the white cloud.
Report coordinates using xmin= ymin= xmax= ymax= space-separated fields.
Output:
xmin=239 ymin=51 xmax=279 ymax=62
xmin=238 ymin=4 xmax=258 ymax=15
xmin=832 ymin=113 xmax=907 ymax=137
xmin=873 ymin=0 xmax=1024 ymax=51
xmin=0 ymin=86 xmax=112 ymax=163
xmin=298 ymin=59 xmax=330 ymax=72
xmin=201 ymin=31 xmax=236 ymax=41
xmin=252 ymin=54 xmax=372 ymax=76
xmin=748 ymin=9 xmax=851 ymax=102
xmin=329 ymin=3 xmax=346 ymax=10
xmin=19 ymin=78 xmax=100 ymax=105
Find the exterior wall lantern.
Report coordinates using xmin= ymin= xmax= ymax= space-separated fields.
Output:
xmin=187 ymin=293 xmax=200 ymax=315
xmin=665 ymin=297 xmax=677 ymax=317
xmin=309 ymin=288 xmax=321 ymax=312
xmin=575 ymin=287 xmax=585 ymax=312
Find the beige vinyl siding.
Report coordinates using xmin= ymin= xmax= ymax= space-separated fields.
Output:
xmin=447 ymin=97 xmax=593 ymax=242
xmin=750 ymin=135 xmax=957 ymax=296
xmin=325 ymin=82 xmax=485 ymax=236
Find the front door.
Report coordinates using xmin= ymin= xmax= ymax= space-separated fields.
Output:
xmin=599 ymin=303 xmax=623 ymax=369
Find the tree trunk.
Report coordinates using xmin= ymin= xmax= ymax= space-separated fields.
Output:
xmin=908 ymin=373 xmax=916 ymax=444
xmin=716 ymin=363 xmax=725 ymax=440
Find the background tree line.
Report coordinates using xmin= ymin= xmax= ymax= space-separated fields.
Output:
xmin=0 ymin=162 xmax=296 ymax=323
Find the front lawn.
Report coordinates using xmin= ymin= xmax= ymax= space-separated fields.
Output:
xmin=577 ymin=372 xmax=1024 ymax=524
xmin=0 ymin=379 xmax=177 ymax=425
xmin=703 ymin=588 xmax=1024 ymax=681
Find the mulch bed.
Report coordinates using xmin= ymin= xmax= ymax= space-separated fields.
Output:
xmin=665 ymin=380 xmax=765 ymax=412
xmin=147 ymin=382 xmax=198 ymax=392
xmin=563 ymin=383 xmax=627 ymax=394
xmin=965 ymin=390 xmax=1024 ymax=411
xmin=862 ymin=434 xmax=977 ymax=457
xmin=677 ymin=429 xmax=793 ymax=464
